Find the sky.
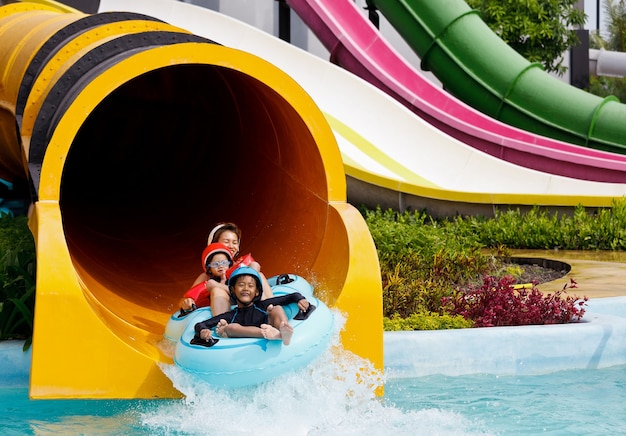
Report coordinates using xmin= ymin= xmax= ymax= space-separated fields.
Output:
xmin=585 ymin=0 xmax=607 ymax=34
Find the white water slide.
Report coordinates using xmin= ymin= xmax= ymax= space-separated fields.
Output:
xmin=98 ymin=0 xmax=626 ymax=212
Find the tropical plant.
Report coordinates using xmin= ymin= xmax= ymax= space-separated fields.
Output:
xmin=442 ymin=276 xmax=586 ymax=327
xmin=0 ymin=215 xmax=35 ymax=349
xmin=591 ymin=0 xmax=626 ymax=51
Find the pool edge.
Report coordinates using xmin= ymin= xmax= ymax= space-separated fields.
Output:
xmin=3 ymin=297 xmax=626 ymax=387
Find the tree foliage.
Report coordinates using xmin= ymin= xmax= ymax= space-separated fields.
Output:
xmin=467 ymin=0 xmax=587 ymax=75
xmin=590 ymin=0 xmax=626 ymax=51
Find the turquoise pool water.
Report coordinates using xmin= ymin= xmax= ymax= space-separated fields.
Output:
xmin=2 ymin=364 xmax=626 ymax=435
xmin=386 ymin=365 xmax=626 ymax=435
xmin=0 ymin=354 xmax=491 ymax=436
xmin=2 ymin=298 xmax=626 ymax=435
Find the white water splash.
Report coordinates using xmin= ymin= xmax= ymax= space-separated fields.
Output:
xmin=142 ymin=311 xmax=492 ymax=436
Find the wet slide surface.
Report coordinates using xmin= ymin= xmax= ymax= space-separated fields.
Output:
xmin=286 ymin=0 xmax=626 ymax=183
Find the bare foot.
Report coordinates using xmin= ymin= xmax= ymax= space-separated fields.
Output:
xmin=260 ymin=323 xmax=281 ymax=340
xmin=279 ymin=321 xmax=293 ymax=345
xmin=215 ymin=319 xmax=229 ymax=337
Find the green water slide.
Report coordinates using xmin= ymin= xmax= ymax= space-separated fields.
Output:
xmin=369 ymin=0 xmax=626 ymax=154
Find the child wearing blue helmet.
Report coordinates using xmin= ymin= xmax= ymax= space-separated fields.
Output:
xmin=193 ymin=266 xmax=315 ymax=346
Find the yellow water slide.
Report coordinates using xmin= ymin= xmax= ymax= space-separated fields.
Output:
xmin=0 ymin=2 xmax=382 ymax=399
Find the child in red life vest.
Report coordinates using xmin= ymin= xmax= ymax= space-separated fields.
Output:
xmin=179 ymin=242 xmax=233 ymax=316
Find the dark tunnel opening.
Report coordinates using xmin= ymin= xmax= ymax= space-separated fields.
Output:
xmin=58 ymin=64 xmax=329 ymax=316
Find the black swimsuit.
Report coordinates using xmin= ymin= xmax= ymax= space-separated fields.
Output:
xmin=194 ymin=292 xmax=305 ymax=332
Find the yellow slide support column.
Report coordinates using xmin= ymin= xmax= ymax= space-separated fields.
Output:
xmin=0 ymin=3 xmax=382 ymax=398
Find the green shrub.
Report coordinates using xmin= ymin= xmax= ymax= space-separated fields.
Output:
xmin=364 ymin=206 xmax=503 ymax=319
xmin=0 ymin=214 xmax=35 ymax=348
xmin=363 ymin=200 xmax=626 ymax=331
xmin=588 ymin=75 xmax=626 ymax=103
xmin=467 ymin=202 xmax=626 ymax=250
xmin=384 ymin=311 xmax=473 ymax=331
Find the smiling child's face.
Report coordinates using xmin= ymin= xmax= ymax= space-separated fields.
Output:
xmin=232 ymin=275 xmax=259 ymax=305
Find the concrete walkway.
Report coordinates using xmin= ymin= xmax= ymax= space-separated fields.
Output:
xmin=514 ymin=250 xmax=626 ymax=299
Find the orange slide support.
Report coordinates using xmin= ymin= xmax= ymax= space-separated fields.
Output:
xmin=0 ymin=2 xmax=382 ymax=399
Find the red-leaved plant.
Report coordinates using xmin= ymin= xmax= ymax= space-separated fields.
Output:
xmin=442 ymin=276 xmax=587 ymax=327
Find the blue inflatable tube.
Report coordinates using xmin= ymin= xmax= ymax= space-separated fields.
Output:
xmin=168 ymin=274 xmax=335 ymax=388
xmin=163 ymin=274 xmax=317 ymax=341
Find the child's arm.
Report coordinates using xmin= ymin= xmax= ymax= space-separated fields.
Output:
xmin=195 ymin=315 xmax=227 ymax=341
xmin=263 ymin=292 xmax=309 ymax=311
xmin=180 ymin=272 xmax=210 ymax=311
xmin=194 ymin=315 xmax=221 ymax=334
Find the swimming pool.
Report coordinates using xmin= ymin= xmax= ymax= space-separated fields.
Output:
xmin=386 ymin=365 xmax=626 ymax=435
xmin=2 ymin=365 xmax=625 ymax=435
xmin=2 ymin=298 xmax=625 ymax=435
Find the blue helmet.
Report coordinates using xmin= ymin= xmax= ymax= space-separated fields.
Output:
xmin=228 ymin=266 xmax=263 ymax=302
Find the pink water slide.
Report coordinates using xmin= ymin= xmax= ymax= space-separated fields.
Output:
xmin=287 ymin=0 xmax=626 ymax=183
